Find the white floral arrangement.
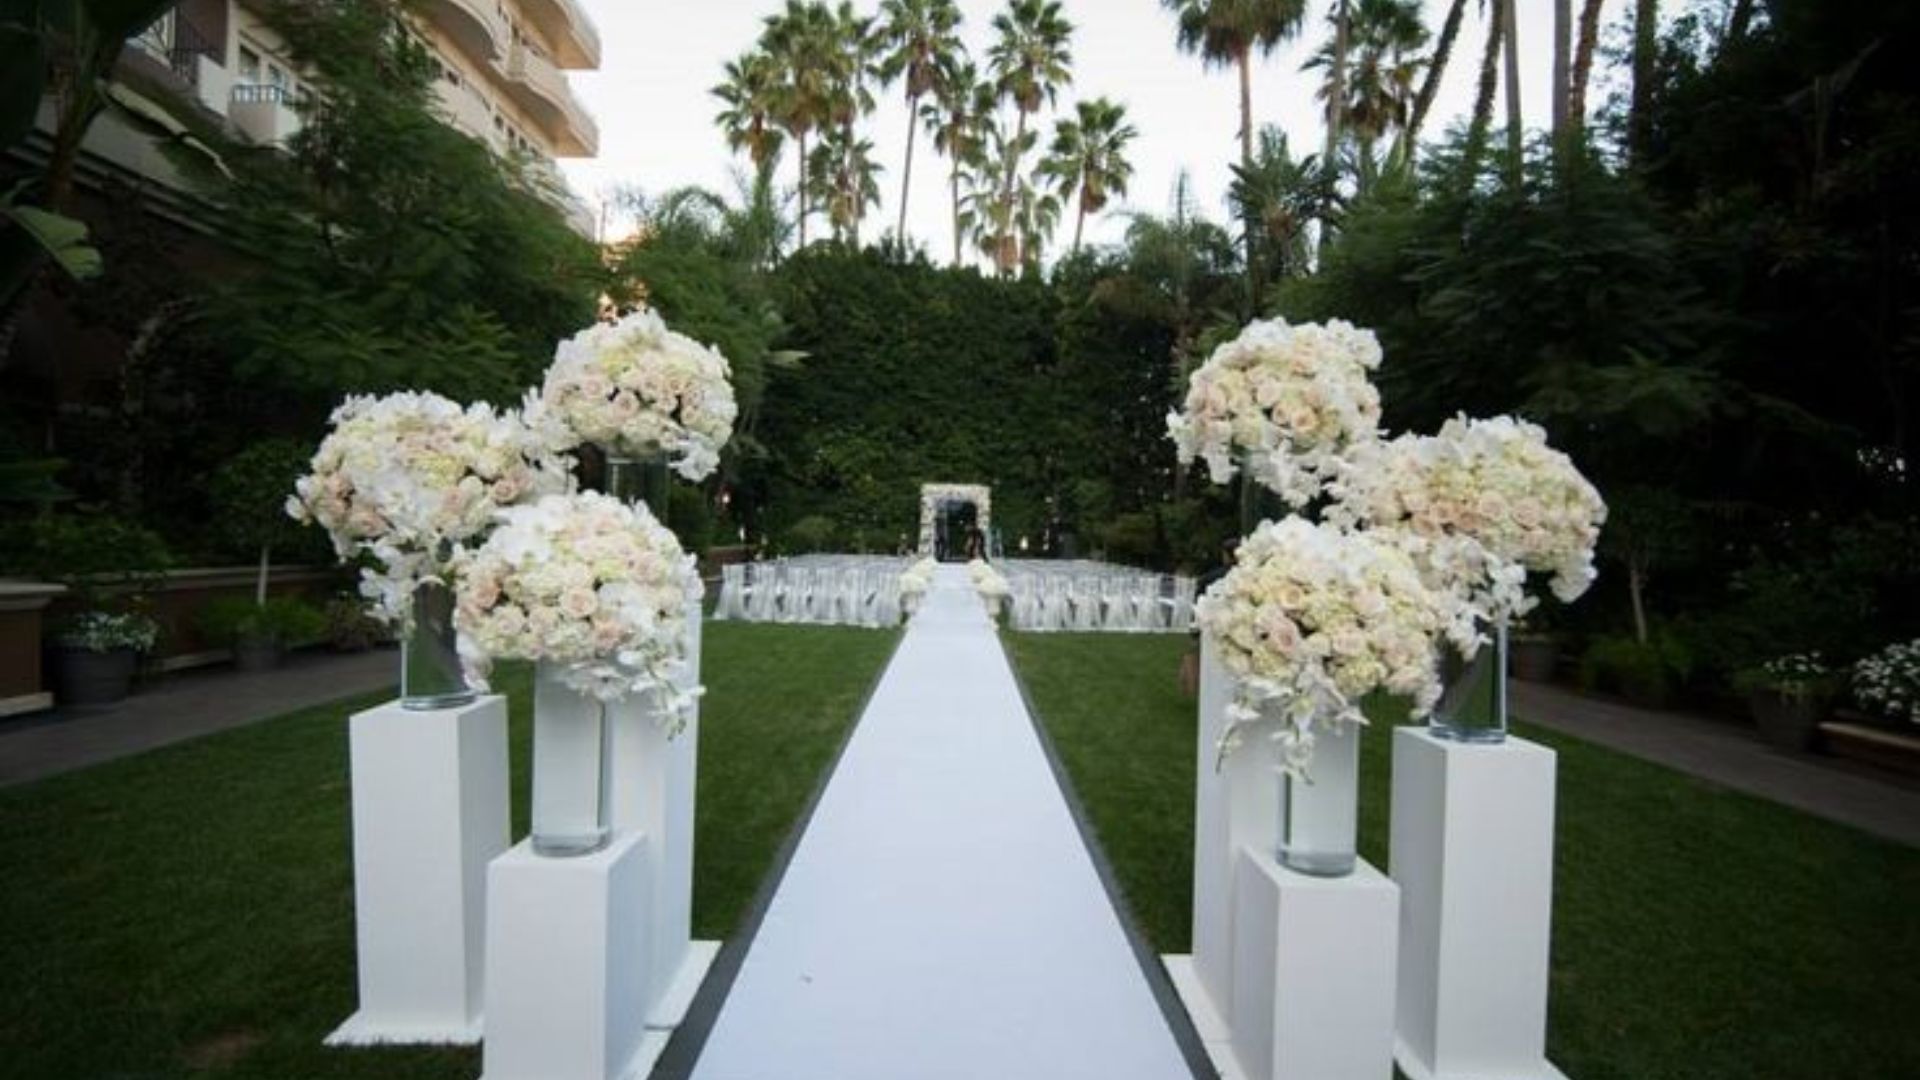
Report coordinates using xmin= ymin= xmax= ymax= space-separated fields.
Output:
xmin=57 ymin=611 xmax=160 ymax=654
xmin=1330 ymin=415 xmax=1607 ymax=624
xmin=969 ymin=559 xmax=1011 ymax=602
xmin=899 ymin=558 xmax=937 ymax=599
xmin=1167 ymin=318 xmax=1384 ymax=506
xmin=286 ymin=392 xmax=573 ymax=621
xmin=452 ymin=492 xmax=703 ymax=721
xmin=1853 ymin=641 xmax=1920 ymax=725
xmin=540 ymin=309 xmax=738 ymax=482
xmin=1195 ymin=516 xmax=1471 ymax=776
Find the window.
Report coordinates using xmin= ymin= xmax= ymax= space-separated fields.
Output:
xmin=267 ymin=64 xmax=288 ymax=90
xmin=237 ymin=46 xmax=260 ymax=82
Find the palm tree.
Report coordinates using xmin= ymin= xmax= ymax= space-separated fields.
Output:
xmin=1304 ymin=0 xmax=1426 ymax=192
xmin=1041 ymin=98 xmax=1138 ymax=254
xmin=825 ymin=2 xmax=882 ymax=239
xmin=1159 ymin=0 xmax=1307 ymax=297
xmin=713 ymin=50 xmax=787 ymax=184
xmin=1502 ymin=0 xmax=1522 ymax=179
xmin=1629 ymin=0 xmax=1658 ymax=167
xmin=1565 ymin=0 xmax=1607 ymax=149
xmin=1460 ymin=0 xmax=1505 ymax=184
xmin=877 ymin=0 xmax=965 ymax=246
xmin=808 ymin=127 xmax=884 ymax=245
xmin=761 ymin=1 xmax=840 ymax=248
xmin=1229 ymin=127 xmax=1332 ymax=285
xmin=962 ymin=118 xmax=1035 ymax=272
xmin=1014 ymin=180 xmax=1061 ymax=270
xmin=1394 ymin=0 xmax=1466 ymax=167
xmin=987 ymin=0 xmax=1074 ymax=273
xmin=924 ymin=60 xmax=993 ymax=266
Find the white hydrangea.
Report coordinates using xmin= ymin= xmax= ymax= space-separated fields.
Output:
xmin=1329 ymin=415 xmax=1607 ymax=625
xmin=1167 ymin=318 xmax=1384 ymax=506
xmin=1195 ymin=517 xmax=1470 ymax=777
xmin=451 ymin=492 xmax=704 ymax=723
xmin=1854 ymin=641 xmax=1920 ymax=725
xmin=286 ymin=391 xmax=575 ymax=622
xmin=541 ymin=309 xmax=738 ymax=482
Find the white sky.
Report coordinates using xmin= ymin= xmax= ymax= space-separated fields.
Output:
xmin=560 ymin=1 xmax=1589 ymax=256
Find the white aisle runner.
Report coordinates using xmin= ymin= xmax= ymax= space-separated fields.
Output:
xmin=691 ymin=565 xmax=1193 ymax=1080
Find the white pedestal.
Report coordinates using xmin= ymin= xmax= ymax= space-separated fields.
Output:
xmin=327 ymin=696 xmax=509 ymax=1046
xmin=480 ymin=836 xmax=662 ymax=1080
xmin=1228 ymin=849 xmax=1399 ymax=1080
xmin=1192 ymin=637 xmax=1277 ymax=1026
xmin=606 ymin=617 xmax=712 ymax=1031
xmin=1391 ymin=728 xmax=1570 ymax=1080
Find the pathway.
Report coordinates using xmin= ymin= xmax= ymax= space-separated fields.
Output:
xmin=1512 ymin=680 xmax=1920 ymax=848
xmin=689 ymin=565 xmax=1195 ymax=1080
xmin=0 ymin=649 xmax=393 ymax=787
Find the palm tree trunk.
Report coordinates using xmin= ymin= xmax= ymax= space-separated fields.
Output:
xmin=1319 ymin=2 xmax=1351 ymax=262
xmin=1630 ymin=0 xmax=1659 ymax=168
xmin=1237 ymin=46 xmax=1262 ymax=309
xmin=1072 ymin=197 xmax=1086 ymax=255
xmin=1727 ymin=0 xmax=1755 ymax=43
xmin=796 ymin=129 xmax=810 ymax=248
xmin=951 ymin=163 xmax=963 ymax=267
xmin=1399 ymin=0 xmax=1467 ymax=166
xmin=1001 ymin=110 xmax=1028 ymax=275
xmin=1461 ymin=0 xmax=1506 ymax=184
xmin=898 ymin=92 xmax=920 ymax=244
xmin=1567 ymin=0 xmax=1606 ymax=147
xmin=1552 ymin=0 xmax=1571 ymax=144
xmin=1502 ymin=0 xmax=1524 ymax=185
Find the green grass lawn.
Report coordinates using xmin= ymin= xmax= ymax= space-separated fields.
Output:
xmin=0 ymin=623 xmax=896 ymax=1080
xmin=1006 ymin=632 xmax=1920 ymax=1080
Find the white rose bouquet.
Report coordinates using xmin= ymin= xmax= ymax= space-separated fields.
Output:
xmin=452 ymin=492 xmax=703 ymax=722
xmin=286 ymin=391 xmax=573 ymax=620
xmin=1195 ymin=517 xmax=1469 ymax=775
xmin=541 ymin=309 xmax=738 ymax=482
xmin=899 ymin=558 xmax=937 ymax=599
xmin=970 ymin=559 xmax=1011 ymax=605
xmin=1330 ymin=415 xmax=1607 ymax=624
xmin=1167 ymin=318 xmax=1384 ymax=507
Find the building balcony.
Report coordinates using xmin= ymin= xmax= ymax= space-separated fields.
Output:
xmin=228 ymin=84 xmax=302 ymax=147
xmin=418 ymin=0 xmax=506 ymax=63
xmin=432 ymin=80 xmax=499 ymax=151
xmin=502 ymin=41 xmax=598 ymax=158
xmin=516 ymin=0 xmax=601 ymax=69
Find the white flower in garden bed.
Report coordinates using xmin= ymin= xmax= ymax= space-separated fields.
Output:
xmin=970 ymin=559 xmax=1010 ymax=600
xmin=452 ymin=492 xmax=703 ymax=722
xmin=541 ymin=309 xmax=738 ymax=482
xmin=286 ymin=391 xmax=573 ymax=621
xmin=899 ymin=558 xmax=937 ymax=597
xmin=1853 ymin=640 xmax=1920 ymax=725
xmin=1195 ymin=516 xmax=1469 ymax=776
xmin=1167 ymin=317 xmax=1384 ymax=506
xmin=1330 ymin=414 xmax=1607 ymax=624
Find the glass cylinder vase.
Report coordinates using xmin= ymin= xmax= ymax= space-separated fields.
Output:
xmin=530 ymin=662 xmax=612 ymax=858
xmin=604 ymin=450 xmax=672 ymax=518
xmin=1238 ymin=452 xmax=1287 ymax=537
xmin=1430 ymin=619 xmax=1510 ymax=744
xmin=400 ymin=581 xmax=476 ymax=710
xmin=1275 ymin=720 xmax=1361 ymax=877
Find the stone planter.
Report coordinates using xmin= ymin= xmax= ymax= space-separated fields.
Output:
xmin=50 ymin=646 xmax=138 ymax=707
xmin=1751 ymin=691 xmax=1825 ymax=752
xmin=232 ymin=636 xmax=284 ymax=673
xmin=1510 ymin=637 xmax=1558 ymax=683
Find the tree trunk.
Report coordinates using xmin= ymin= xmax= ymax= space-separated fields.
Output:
xmin=1461 ymin=0 xmax=1505 ymax=185
xmin=1630 ymin=0 xmax=1659 ymax=168
xmin=1629 ymin=559 xmax=1649 ymax=645
xmin=1319 ymin=1 xmax=1350 ymax=262
xmin=1727 ymin=0 xmax=1755 ymax=44
xmin=1502 ymin=0 xmax=1524 ymax=185
xmin=1567 ymin=0 xmax=1606 ymax=148
xmin=1072 ymin=197 xmax=1086 ymax=255
xmin=256 ymin=544 xmax=271 ymax=607
xmin=1000 ymin=110 xmax=1028 ymax=276
xmin=1237 ymin=47 xmax=1262 ymax=310
xmin=796 ymin=128 xmax=810 ymax=248
xmin=1551 ymin=0 xmax=1571 ymax=145
xmin=951 ymin=163 xmax=963 ymax=267
xmin=1399 ymin=0 xmax=1467 ymax=166
xmin=898 ymin=92 xmax=920 ymax=245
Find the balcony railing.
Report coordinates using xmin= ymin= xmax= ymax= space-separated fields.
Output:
xmin=517 ymin=0 xmax=601 ymax=69
xmin=419 ymin=0 xmax=506 ymax=63
xmin=231 ymin=84 xmax=293 ymax=105
xmin=503 ymin=41 xmax=597 ymax=157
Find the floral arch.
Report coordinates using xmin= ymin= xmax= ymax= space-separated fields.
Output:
xmin=918 ymin=484 xmax=992 ymax=557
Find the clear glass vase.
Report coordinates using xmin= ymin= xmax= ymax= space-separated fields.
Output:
xmin=530 ymin=662 xmax=613 ymax=858
xmin=1238 ymin=452 xmax=1287 ymax=537
xmin=1430 ymin=620 xmax=1510 ymax=744
xmin=1275 ymin=720 xmax=1361 ymax=877
xmin=400 ymin=581 xmax=476 ymax=710
xmin=605 ymin=450 xmax=672 ymax=518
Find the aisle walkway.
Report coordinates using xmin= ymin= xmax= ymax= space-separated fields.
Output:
xmin=690 ymin=565 xmax=1195 ymax=1080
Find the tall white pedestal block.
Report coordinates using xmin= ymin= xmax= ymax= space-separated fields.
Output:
xmin=1391 ymin=728 xmax=1570 ymax=1080
xmin=1191 ymin=636 xmax=1278 ymax=1026
xmin=606 ymin=617 xmax=715 ymax=1033
xmin=481 ymin=836 xmax=662 ymax=1080
xmin=328 ymin=696 xmax=509 ymax=1046
xmin=1230 ymin=850 xmax=1399 ymax=1080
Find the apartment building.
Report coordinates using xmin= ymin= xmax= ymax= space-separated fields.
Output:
xmin=126 ymin=0 xmax=601 ymax=231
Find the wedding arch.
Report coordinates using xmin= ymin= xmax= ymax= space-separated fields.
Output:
xmin=918 ymin=484 xmax=991 ymax=556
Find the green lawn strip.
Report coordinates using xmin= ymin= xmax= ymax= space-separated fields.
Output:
xmin=1005 ymin=632 xmax=1920 ymax=1080
xmin=0 ymin=623 xmax=896 ymax=1080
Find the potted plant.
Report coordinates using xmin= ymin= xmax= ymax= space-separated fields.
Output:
xmin=1851 ymin=640 xmax=1920 ymax=730
xmin=50 ymin=610 xmax=159 ymax=706
xmin=1735 ymin=652 xmax=1838 ymax=751
xmin=200 ymin=596 xmax=325 ymax=672
xmin=322 ymin=593 xmax=389 ymax=653
xmin=1578 ymin=631 xmax=1693 ymax=709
